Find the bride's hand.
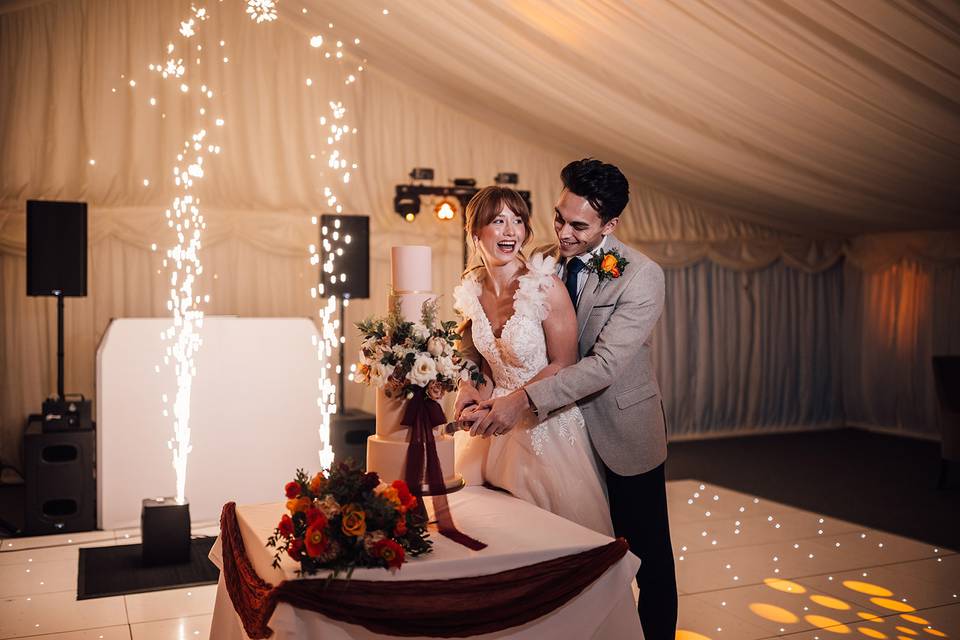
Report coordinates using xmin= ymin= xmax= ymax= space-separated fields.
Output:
xmin=454 ymin=383 xmax=482 ymax=419
xmin=458 ymin=405 xmax=489 ymax=433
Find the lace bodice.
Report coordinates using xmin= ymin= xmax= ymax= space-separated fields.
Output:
xmin=453 ymin=253 xmax=556 ymax=392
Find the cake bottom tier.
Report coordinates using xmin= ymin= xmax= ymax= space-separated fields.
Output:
xmin=366 ymin=435 xmax=463 ymax=494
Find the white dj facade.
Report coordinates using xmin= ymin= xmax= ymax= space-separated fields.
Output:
xmin=96 ymin=317 xmax=324 ymax=529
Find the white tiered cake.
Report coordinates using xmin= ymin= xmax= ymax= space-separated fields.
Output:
xmin=365 ymin=246 xmax=462 ymax=492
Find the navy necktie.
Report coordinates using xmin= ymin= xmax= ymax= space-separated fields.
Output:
xmin=565 ymin=258 xmax=586 ymax=307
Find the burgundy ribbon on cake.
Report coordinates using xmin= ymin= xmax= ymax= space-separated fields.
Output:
xmin=402 ymin=387 xmax=486 ymax=551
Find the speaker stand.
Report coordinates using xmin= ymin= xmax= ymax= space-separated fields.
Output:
xmin=56 ymin=292 xmax=65 ymax=400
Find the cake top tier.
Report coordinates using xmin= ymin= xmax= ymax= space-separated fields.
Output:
xmin=391 ymin=246 xmax=431 ymax=293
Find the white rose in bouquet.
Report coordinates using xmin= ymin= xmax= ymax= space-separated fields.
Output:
xmin=437 ymin=354 xmax=458 ymax=379
xmin=412 ymin=323 xmax=431 ymax=341
xmin=408 ymin=353 xmax=438 ymax=387
xmin=370 ymin=362 xmax=394 ymax=386
xmin=427 ymin=336 xmax=447 ymax=357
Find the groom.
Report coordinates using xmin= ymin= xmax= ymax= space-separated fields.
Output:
xmin=461 ymin=158 xmax=677 ymax=638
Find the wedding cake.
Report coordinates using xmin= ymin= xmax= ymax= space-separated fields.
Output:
xmin=365 ymin=246 xmax=462 ymax=492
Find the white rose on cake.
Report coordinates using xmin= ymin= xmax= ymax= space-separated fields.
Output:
xmin=427 ymin=336 xmax=447 ymax=357
xmin=436 ymin=354 xmax=457 ymax=379
xmin=412 ymin=323 xmax=431 ymax=341
xmin=408 ymin=353 xmax=438 ymax=387
xmin=370 ymin=362 xmax=394 ymax=386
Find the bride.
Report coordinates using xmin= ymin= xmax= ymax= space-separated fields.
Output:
xmin=453 ymin=186 xmax=613 ymax=536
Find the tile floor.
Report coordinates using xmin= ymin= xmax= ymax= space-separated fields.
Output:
xmin=1 ymin=484 xmax=957 ymax=639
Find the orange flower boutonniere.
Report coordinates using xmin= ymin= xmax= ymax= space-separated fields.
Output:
xmin=588 ymin=248 xmax=629 ymax=286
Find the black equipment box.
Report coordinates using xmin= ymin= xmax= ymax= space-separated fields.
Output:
xmin=23 ymin=415 xmax=97 ymax=535
xmin=41 ymin=395 xmax=93 ymax=432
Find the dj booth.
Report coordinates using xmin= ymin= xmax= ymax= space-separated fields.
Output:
xmin=96 ymin=317 xmax=326 ymax=529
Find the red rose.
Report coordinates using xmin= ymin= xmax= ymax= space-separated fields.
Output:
xmin=278 ymin=514 xmax=294 ymax=538
xmin=304 ymin=523 xmax=329 ymax=558
xmin=285 ymin=481 xmax=301 ymax=499
xmin=305 ymin=507 xmax=326 ymax=527
xmin=394 ymin=516 xmax=407 ymax=536
xmin=373 ymin=538 xmax=405 ymax=569
xmin=391 ymin=480 xmax=417 ymax=510
xmin=287 ymin=538 xmax=304 ymax=561
xmin=610 ymin=266 xmax=620 ymax=278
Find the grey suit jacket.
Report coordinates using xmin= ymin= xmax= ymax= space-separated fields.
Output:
xmin=524 ymin=235 xmax=667 ymax=476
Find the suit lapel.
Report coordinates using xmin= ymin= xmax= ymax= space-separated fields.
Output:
xmin=576 ymin=269 xmax=599 ymax=340
xmin=575 ymin=235 xmax=624 ymax=340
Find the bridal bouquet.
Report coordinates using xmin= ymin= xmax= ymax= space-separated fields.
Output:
xmin=266 ymin=462 xmax=432 ymax=577
xmin=354 ymin=298 xmax=483 ymax=399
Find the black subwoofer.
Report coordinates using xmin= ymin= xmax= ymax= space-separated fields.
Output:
xmin=23 ymin=415 xmax=96 ymax=535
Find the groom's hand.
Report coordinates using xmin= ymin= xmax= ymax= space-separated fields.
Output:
xmin=471 ymin=390 xmax=533 ymax=438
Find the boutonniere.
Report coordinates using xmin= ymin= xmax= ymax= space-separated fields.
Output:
xmin=587 ymin=248 xmax=629 ymax=288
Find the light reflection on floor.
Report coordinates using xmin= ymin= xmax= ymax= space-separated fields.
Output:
xmin=668 ymin=480 xmax=958 ymax=639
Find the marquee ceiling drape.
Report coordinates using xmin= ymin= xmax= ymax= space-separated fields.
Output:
xmin=287 ymin=0 xmax=960 ymax=237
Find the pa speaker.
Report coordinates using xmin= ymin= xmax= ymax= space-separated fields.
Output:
xmin=26 ymin=200 xmax=88 ymax=297
xmin=320 ymin=214 xmax=369 ymax=299
xmin=23 ymin=415 xmax=96 ymax=535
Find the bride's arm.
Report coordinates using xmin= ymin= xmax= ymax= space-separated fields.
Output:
xmin=526 ymin=275 xmax=578 ymax=385
xmin=455 ymin=320 xmax=493 ymax=417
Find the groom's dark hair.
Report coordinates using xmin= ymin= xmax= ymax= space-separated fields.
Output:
xmin=560 ymin=158 xmax=629 ymax=223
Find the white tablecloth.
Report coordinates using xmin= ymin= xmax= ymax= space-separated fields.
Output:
xmin=209 ymin=487 xmax=643 ymax=639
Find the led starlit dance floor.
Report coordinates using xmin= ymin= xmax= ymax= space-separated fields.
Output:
xmin=666 ymin=480 xmax=958 ymax=639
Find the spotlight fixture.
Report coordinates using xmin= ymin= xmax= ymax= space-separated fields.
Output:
xmin=452 ymin=178 xmax=476 ymax=187
xmin=409 ymin=167 xmax=434 ymax=181
xmin=494 ymin=172 xmax=518 ymax=185
xmin=434 ymin=198 xmax=457 ymax=221
xmin=393 ymin=192 xmax=420 ymax=221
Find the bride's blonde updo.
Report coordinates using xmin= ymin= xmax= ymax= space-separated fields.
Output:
xmin=464 ymin=186 xmax=533 ymax=276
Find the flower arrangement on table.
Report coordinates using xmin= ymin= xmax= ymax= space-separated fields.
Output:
xmin=354 ymin=298 xmax=483 ymax=400
xmin=266 ymin=462 xmax=432 ymax=576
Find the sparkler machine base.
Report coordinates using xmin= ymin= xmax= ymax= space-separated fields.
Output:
xmin=141 ymin=497 xmax=191 ymax=566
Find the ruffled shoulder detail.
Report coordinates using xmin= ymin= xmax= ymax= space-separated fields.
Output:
xmin=527 ymin=252 xmax=558 ymax=278
xmin=452 ymin=274 xmax=483 ymax=321
xmin=514 ymin=253 xmax=557 ymax=322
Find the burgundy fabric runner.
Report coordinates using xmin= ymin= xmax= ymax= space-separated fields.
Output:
xmin=401 ymin=388 xmax=486 ymax=551
xmin=219 ymin=501 xmax=630 ymax=638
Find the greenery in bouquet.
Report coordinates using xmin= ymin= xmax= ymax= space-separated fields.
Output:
xmin=266 ymin=462 xmax=432 ymax=577
xmin=355 ymin=298 xmax=483 ymax=399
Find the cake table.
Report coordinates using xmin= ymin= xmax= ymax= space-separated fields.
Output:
xmin=208 ymin=486 xmax=642 ymax=639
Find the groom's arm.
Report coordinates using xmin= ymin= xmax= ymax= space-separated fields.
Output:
xmin=470 ymin=259 xmax=664 ymax=437
xmin=525 ymin=259 xmax=665 ymax=417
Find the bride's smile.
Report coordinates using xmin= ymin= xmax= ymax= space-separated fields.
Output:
xmin=475 ymin=206 xmax=527 ymax=267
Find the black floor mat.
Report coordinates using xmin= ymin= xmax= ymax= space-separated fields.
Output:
xmin=77 ymin=536 xmax=220 ymax=599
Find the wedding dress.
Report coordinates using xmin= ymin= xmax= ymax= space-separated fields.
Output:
xmin=453 ymin=254 xmax=614 ymax=536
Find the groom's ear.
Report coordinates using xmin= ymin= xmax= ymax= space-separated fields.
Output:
xmin=602 ymin=216 xmax=620 ymax=236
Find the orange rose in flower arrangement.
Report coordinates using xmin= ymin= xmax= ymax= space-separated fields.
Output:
xmin=340 ymin=504 xmax=367 ymax=537
xmin=267 ymin=463 xmax=432 ymax=577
